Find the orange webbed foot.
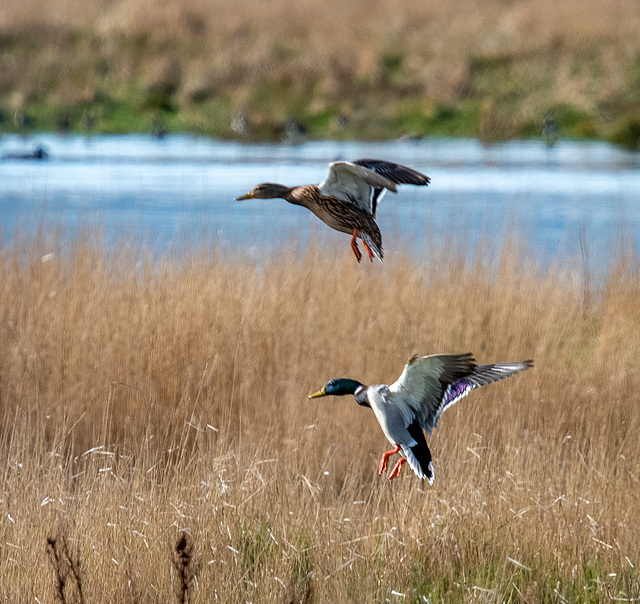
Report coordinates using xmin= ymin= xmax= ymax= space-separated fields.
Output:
xmin=362 ymin=241 xmax=375 ymax=262
xmin=388 ymin=457 xmax=407 ymax=480
xmin=378 ymin=444 xmax=401 ymax=476
xmin=350 ymin=229 xmax=362 ymax=263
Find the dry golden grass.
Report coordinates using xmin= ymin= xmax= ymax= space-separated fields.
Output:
xmin=2 ymin=0 xmax=640 ymax=139
xmin=0 ymin=233 xmax=639 ymax=602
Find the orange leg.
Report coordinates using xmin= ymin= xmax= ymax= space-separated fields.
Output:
xmin=362 ymin=241 xmax=375 ymax=262
xmin=388 ymin=457 xmax=407 ymax=480
xmin=378 ymin=444 xmax=401 ymax=475
xmin=350 ymin=229 xmax=362 ymax=263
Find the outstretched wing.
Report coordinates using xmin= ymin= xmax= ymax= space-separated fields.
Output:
xmin=318 ymin=162 xmax=397 ymax=214
xmin=352 ymin=159 xmax=430 ymax=218
xmin=389 ymin=354 xmax=532 ymax=434
xmin=371 ymin=353 xmax=531 ymax=482
xmin=389 ymin=353 xmax=475 ymax=434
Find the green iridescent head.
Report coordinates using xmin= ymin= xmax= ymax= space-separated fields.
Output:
xmin=308 ymin=379 xmax=363 ymax=398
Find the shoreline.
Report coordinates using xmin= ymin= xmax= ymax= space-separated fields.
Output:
xmin=2 ymin=0 xmax=639 ymax=150
xmin=2 ymin=101 xmax=639 ymax=149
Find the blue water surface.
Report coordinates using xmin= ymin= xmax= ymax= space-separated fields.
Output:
xmin=1 ymin=134 xmax=638 ymax=273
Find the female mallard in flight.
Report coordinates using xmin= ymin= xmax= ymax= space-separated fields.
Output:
xmin=235 ymin=159 xmax=430 ymax=262
xmin=309 ymin=353 xmax=533 ymax=482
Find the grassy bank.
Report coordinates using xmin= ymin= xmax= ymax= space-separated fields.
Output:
xmin=1 ymin=0 xmax=640 ymax=146
xmin=0 ymin=233 xmax=639 ymax=601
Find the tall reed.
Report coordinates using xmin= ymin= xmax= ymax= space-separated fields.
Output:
xmin=0 ymin=234 xmax=638 ymax=601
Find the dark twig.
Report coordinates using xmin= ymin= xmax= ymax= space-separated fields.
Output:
xmin=172 ymin=532 xmax=199 ymax=604
xmin=46 ymin=535 xmax=85 ymax=604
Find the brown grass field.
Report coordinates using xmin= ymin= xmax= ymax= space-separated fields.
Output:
xmin=2 ymin=0 xmax=640 ymax=142
xmin=0 ymin=232 xmax=639 ymax=602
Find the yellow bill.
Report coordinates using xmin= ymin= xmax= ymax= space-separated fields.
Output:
xmin=235 ymin=192 xmax=254 ymax=200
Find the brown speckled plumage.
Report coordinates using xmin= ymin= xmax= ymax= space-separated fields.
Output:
xmin=288 ymin=185 xmax=383 ymax=257
xmin=235 ymin=158 xmax=430 ymax=262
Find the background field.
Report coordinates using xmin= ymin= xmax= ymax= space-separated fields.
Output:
xmin=1 ymin=0 xmax=640 ymax=144
xmin=0 ymin=233 xmax=638 ymax=602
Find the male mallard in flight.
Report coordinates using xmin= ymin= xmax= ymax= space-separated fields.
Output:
xmin=235 ymin=159 xmax=430 ymax=262
xmin=309 ymin=353 xmax=533 ymax=482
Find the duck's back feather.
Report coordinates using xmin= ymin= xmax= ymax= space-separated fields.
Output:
xmin=319 ymin=162 xmax=397 ymax=214
xmin=400 ymin=421 xmax=434 ymax=483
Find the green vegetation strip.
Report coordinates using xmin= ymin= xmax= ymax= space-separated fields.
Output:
xmin=1 ymin=29 xmax=639 ymax=147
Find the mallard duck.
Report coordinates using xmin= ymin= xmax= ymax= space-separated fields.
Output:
xmin=309 ymin=353 xmax=533 ymax=482
xmin=235 ymin=159 xmax=430 ymax=262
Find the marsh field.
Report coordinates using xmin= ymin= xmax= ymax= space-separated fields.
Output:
xmin=2 ymin=0 xmax=640 ymax=600
xmin=2 ymin=0 xmax=640 ymax=144
xmin=0 ymin=233 xmax=638 ymax=602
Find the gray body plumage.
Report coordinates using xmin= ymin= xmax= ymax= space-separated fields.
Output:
xmin=356 ymin=353 xmax=533 ymax=482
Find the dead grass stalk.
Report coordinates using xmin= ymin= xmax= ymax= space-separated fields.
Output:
xmin=0 ymin=234 xmax=638 ymax=601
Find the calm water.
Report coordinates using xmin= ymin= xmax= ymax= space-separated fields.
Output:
xmin=1 ymin=134 xmax=639 ymax=272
